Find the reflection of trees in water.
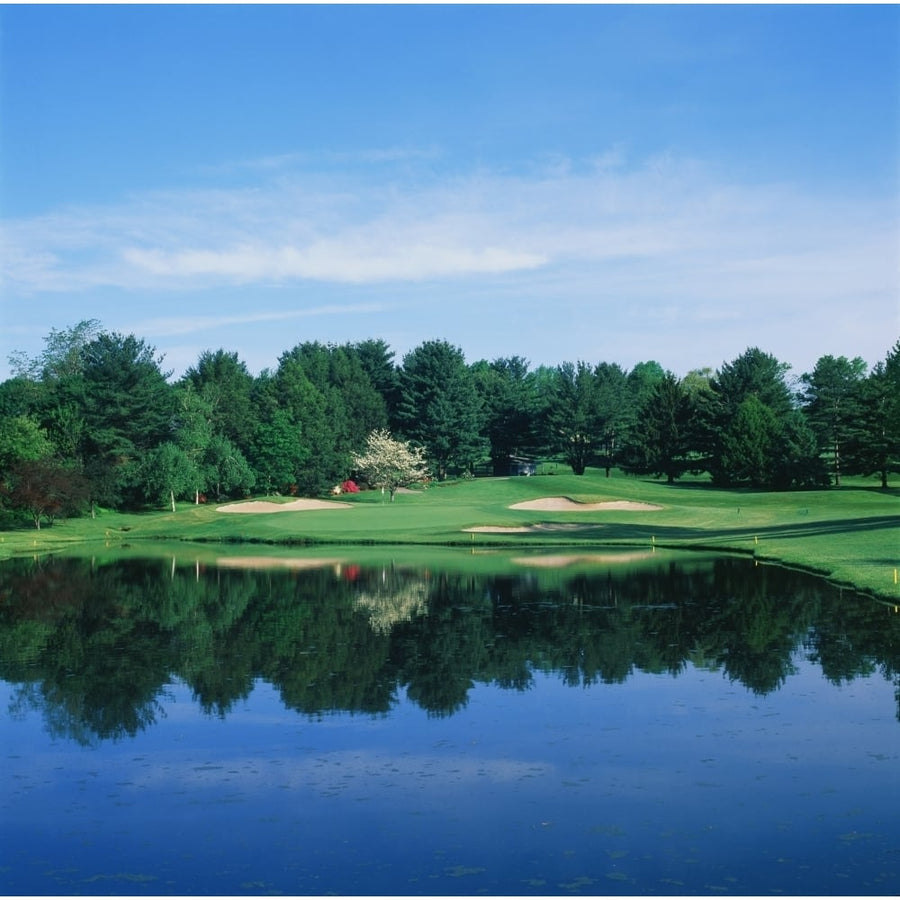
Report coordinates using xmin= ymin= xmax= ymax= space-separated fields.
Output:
xmin=354 ymin=568 xmax=429 ymax=634
xmin=0 ymin=554 xmax=897 ymax=739
xmin=0 ymin=556 xmax=261 ymax=742
xmin=393 ymin=573 xmax=495 ymax=717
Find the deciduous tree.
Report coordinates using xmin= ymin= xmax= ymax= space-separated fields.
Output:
xmin=181 ymin=349 xmax=257 ymax=454
xmin=547 ymin=361 xmax=598 ymax=476
xmin=5 ymin=458 xmax=90 ymax=528
xmin=202 ymin=434 xmax=256 ymax=500
xmin=593 ymin=362 xmax=631 ymax=476
xmin=247 ymin=373 xmax=310 ymax=494
xmin=135 ymin=442 xmax=199 ymax=511
xmin=0 ymin=415 xmax=54 ymax=471
xmin=273 ymin=348 xmax=338 ymax=495
xmin=351 ymin=429 xmax=430 ymax=501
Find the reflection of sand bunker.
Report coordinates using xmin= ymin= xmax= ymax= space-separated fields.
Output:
xmin=217 ymin=498 xmax=353 ymax=513
xmin=513 ymin=552 xmax=655 ymax=568
xmin=509 ymin=497 xmax=662 ymax=511
xmin=464 ymin=523 xmax=599 ymax=534
xmin=216 ymin=556 xmax=343 ymax=570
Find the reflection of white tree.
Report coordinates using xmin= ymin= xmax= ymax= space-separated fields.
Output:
xmin=355 ymin=575 xmax=429 ymax=634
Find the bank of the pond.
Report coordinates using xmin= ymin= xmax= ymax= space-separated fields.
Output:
xmin=1 ymin=471 xmax=898 ymax=601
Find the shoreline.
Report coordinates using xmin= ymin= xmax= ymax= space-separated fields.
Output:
xmin=1 ymin=479 xmax=896 ymax=602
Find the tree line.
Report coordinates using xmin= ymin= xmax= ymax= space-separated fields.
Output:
xmin=1 ymin=319 xmax=898 ymax=522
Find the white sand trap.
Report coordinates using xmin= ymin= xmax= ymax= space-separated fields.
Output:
xmin=217 ymin=498 xmax=353 ymax=513
xmin=464 ymin=522 xmax=600 ymax=534
xmin=509 ymin=497 xmax=661 ymax=512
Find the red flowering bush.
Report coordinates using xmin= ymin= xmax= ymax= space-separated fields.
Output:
xmin=340 ymin=479 xmax=360 ymax=494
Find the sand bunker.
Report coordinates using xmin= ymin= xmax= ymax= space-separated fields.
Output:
xmin=509 ymin=497 xmax=661 ymax=512
xmin=463 ymin=496 xmax=660 ymax=533
xmin=217 ymin=498 xmax=353 ymax=513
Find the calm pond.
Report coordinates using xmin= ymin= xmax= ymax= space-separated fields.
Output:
xmin=1 ymin=546 xmax=898 ymax=895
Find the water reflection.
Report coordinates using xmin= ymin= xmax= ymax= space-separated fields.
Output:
xmin=1 ymin=550 xmax=898 ymax=744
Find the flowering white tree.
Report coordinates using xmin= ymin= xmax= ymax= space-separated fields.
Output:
xmin=351 ymin=429 xmax=430 ymax=502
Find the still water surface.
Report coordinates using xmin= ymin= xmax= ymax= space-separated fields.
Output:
xmin=1 ymin=548 xmax=898 ymax=895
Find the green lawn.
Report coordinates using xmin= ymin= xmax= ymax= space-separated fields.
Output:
xmin=2 ymin=469 xmax=898 ymax=600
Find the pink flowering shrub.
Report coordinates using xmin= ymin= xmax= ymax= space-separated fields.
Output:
xmin=341 ymin=479 xmax=360 ymax=494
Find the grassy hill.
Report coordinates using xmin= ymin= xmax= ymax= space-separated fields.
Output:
xmin=1 ymin=469 xmax=898 ymax=600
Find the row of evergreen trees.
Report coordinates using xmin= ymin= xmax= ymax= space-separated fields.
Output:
xmin=0 ymin=319 xmax=897 ymax=518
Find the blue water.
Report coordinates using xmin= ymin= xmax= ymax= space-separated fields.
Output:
xmin=2 ymin=550 xmax=899 ymax=894
xmin=3 ymin=658 xmax=897 ymax=895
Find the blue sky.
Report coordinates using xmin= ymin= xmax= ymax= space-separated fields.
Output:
xmin=1 ymin=4 xmax=898 ymax=382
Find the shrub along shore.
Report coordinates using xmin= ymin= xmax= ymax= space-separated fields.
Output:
xmin=1 ymin=469 xmax=897 ymax=602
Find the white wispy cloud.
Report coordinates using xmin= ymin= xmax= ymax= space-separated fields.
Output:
xmin=1 ymin=151 xmax=896 ymax=334
xmin=128 ymin=302 xmax=394 ymax=338
xmin=121 ymin=239 xmax=545 ymax=284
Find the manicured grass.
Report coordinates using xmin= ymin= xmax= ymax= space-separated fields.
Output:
xmin=1 ymin=469 xmax=898 ymax=600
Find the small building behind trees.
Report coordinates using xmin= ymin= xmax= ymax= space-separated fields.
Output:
xmin=493 ymin=455 xmax=538 ymax=477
